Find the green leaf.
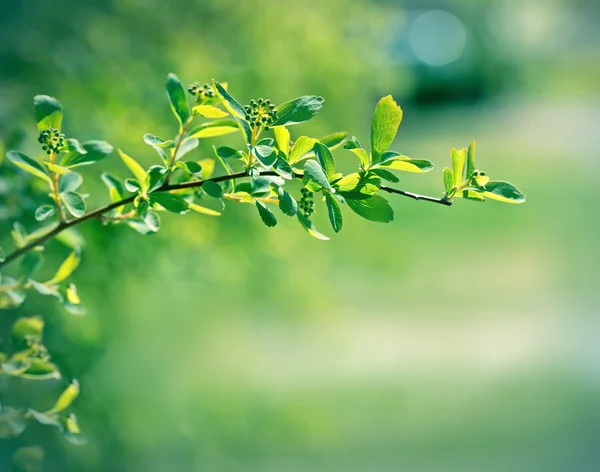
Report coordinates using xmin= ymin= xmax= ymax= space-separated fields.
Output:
xmin=482 ymin=181 xmax=526 ymax=204
xmin=370 ymin=168 xmax=399 ymax=183
xmin=58 ymin=172 xmax=83 ymax=193
xmin=273 ymin=156 xmax=293 ymax=180
xmin=143 ymin=134 xmax=174 ymax=148
xmin=202 ymin=180 xmax=223 ymax=198
xmin=216 ymin=146 xmax=241 ymax=159
xmin=252 ymin=145 xmax=277 ymax=167
xmin=175 ymin=161 xmax=202 ymax=175
xmin=187 ymin=119 xmax=240 ymax=139
xmin=124 ymin=179 xmax=142 ymax=193
xmin=28 ymin=409 xmax=60 ymax=428
xmin=61 ymin=141 xmax=113 ymax=167
xmin=334 ymin=172 xmax=380 ymax=196
xmin=62 ymin=283 xmax=86 ymax=315
xmin=101 ymin=172 xmax=124 ymax=202
xmin=51 ymin=250 xmax=80 ymax=284
xmin=43 ymin=160 xmax=70 ymax=174
xmin=462 ymin=190 xmax=485 ymax=202
xmin=297 ymin=214 xmax=329 ymax=241
xmin=347 ymin=147 xmax=370 ymax=168
xmin=319 ymin=131 xmax=347 ymax=151
xmin=150 ymin=192 xmax=190 ymax=213
xmin=0 ymin=246 xmax=5 ymax=263
xmin=466 ymin=140 xmax=476 ymax=177
xmin=273 ymin=126 xmax=290 ymax=155
xmin=325 ymin=193 xmax=343 ymax=233
xmin=188 ymin=202 xmax=221 ymax=216
xmin=313 ymin=142 xmax=335 ymax=180
xmin=371 ymin=95 xmax=403 ymax=158
xmin=375 ymin=157 xmax=433 ymax=173
xmin=271 ymin=96 xmax=324 ymax=126
xmin=60 ymin=192 xmax=86 ymax=217
xmin=212 ymin=80 xmax=246 ymax=119
xmin=61 ymin=138 xmax=86 ymax=155
xmin=289 ymin=136 xmax=318 ymax=164
xmin=277 ymin=186 xmax=297 ymax=216
xmin=62 ymin=413 xmax=86 ymax=445
xmin=443 ymin=167 xmax=454 ymax=193
xmin=255 ymin=200 xmax=277 ymax=227
xmin=19 ymin=251 xmax=43 ymax=281
xmin=143 ymin=210 xmax=161 ymax=232
xmin=192 ymin=105 xmax=229 ymax=118
xmin=345 ymin=194 xmax=394 ymax=223
xmin=145 ymin=166 xmax=167 ymax=193
xmin=7 ymin=151 xmax=51 ymax=183
xmin=12 ymin=316 xmax=44 ymax=341
xmin=175 ymin=138 xmax=199 ymax=161
xmin=34 ymin=95 xmax=63 ymax=131
xmin=451 ymin=148 xmax=467 ymax=187
xmin=166 ymin=73 xmax=190 ymax=126
xmin=35 ymin=205 xmax=56 ymax=221
xmin=303 ymin=160 xmax=331 ymax=190
xmin=50 ymin=380 xmax=79 ymax=414
xmin=118 ymin=149 xmax=146 ymax=182
xmin=21 ymin=358 xmax=60 ymax=380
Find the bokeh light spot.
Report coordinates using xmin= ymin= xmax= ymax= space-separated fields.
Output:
xmin=409 ymin=10 xmax=467 ymax=67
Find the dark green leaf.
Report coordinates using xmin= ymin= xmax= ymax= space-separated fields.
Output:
xmin=273 ymin=156 xmax=293 ymax=180
xmin=313 ymin=142 xmax=335 ymax=180
xmin=303 ymin=160 xmax=331 ymax=190
xmin=482 ymin=181 xmax=526 ymax=204
xmin=271 ymin=96 xmax=324 ymax=126
xmin=466 ymin=141 xmax=476 ymax=177
xmin=60 ymin=192 xmax=86 ymax=217
xmin=166 ymin=73 xmax=190 ymax=125
xmin=325 ymin=193 xmax=343 ymax=233
xmin=58 ymin=172 xmax=83 ymax=193
xmin=202 ymin=181 xmax=223 ymax=198
xmin=19 ymin=251 xmax=43 ymax=281
xmin=370 ymin=168 xmax=399 ymax=183
xmin=124 ymin=179 xmax=142 ymax=193
xmin=34 ymin=95 xmax=63 ymax=131
xmin=150 ymin=192 xmax=189 ymax=213
xmin=145 ymin=166 xmax=167 ymax=193
xmin=216 ymin=146 xmax=241 ymax=159
xmin=101 ymin=172 xmax=124 ymax=202
xmin=345 ymin=194 xmax=394 ymax=223
xmin=371 ymin=95 xmax=403 ymax=158
xmin=35 ymin=205 xmax=56 ymax=221
xmin=255 ymin=200 xmax=277 ymax=227
xmin=7 ymin=151 xmax=51 ymax=183
xmin=212 ymin=80 xmax=246 ymax=119
xmin=175 ymin=161 xmax=202 ymax=175
xmin=277 ymin=186 xmax=297 ymax=216
xmin=61 ymin=138 xmax=86 ymax=155
xmin=252 ymin=145 xmax=277 ymax=167
xmin=12 ymin=445 xmax=44 ymax=471
xmin=61 ymin=141 xmax=113 ymax=167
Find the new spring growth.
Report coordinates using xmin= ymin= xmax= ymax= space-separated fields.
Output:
xmin=244 ymin=98 xmax=278 ymax=131
xmin=38 ymin=127 xmax=65 ymax=154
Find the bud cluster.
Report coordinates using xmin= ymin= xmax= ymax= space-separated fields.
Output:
xmin=188 ymin=82 xmax=216 ymax=102
xmin=300 ymin=187 xmax=315 ymax=217
xmin=38 ymin=128 xmax=65 ymax=155
xmin=244 ymin=98 xmax=278 ymax=130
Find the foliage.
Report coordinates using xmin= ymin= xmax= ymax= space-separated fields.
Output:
xmin=0 ymin=74 xmax=525 ymax=460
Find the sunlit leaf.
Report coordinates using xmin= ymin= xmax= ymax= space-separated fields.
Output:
xmin=7 ymin=151 xmax=51 ymax=183
xmin=371 ymin=95 xmax=402 ymax=158
xmin=34 ymin=95 xmax=63 ymax=131
xmin=482 ymin=181 xmax=526 ymax=204
xmin=271 ymin=96 xmax=324 ymax=126
xmin=166 ymin=73 xmax=190 ymax=126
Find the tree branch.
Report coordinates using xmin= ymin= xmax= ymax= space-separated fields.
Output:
xmin=0 ymin=170 xmax=450 ymax=269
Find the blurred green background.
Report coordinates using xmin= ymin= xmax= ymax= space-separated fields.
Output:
xmin=1 ymin=0 xmax=600 ymax=470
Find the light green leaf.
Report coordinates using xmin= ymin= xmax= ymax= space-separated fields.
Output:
xmin=375 ymin=157 xmax=433 ymax=173
xmin=187 ymin=119 xmax=239 ymax=139
xmin=347 ymin=147 xmax=370 ymax=168
xmin=212 ymin=80 xmax=246 ymax=119
xmin=319 ymin=131 xmax=347 ymax=151
xmin=143 ymin=210 xmax=161 ymax=232
xmin=297 ymin=214 xmax=329 ymax=241
xmin=143 ymin=134 xmax=174 ymax=148
xmin=101 ymin=172 xmax=125 ymax=203
xmin=51 ymin=250 xmax=80 ymax=284
xmin=289 ymin=136 xmax=318 ymax=164
xmin=43 ymin=160 xmax=70 ymax=174
xmin=345 ymin=194 xmax=394 ymax=223
xmin=7 ymin=151 xmax=51 ymax=183
xmin=61 ymin=141 xmax=113 ymax=167
xmin=466 ymin=140 xmax=476 ymax=177
xmin=21 ymin=358 xmax=60 ymax=380
xmin=188 ymin=202 xmax=221 ymax=216
xmin=443 ymin=167 xmax=453 ymax=193
xmin=50 ymin=380 xmax=79 ymax=414
xmin=313 ymin=142 xmax=335 ymax=180
xmin=12 ymin=316 xmax=44 ymax=341
xmin=35 ymin=205 xmax=55 ymax=222
xmin=277 ymin=186 xmax=297 ymax=216
xmin=462 ymin=190 xmax=485 ymax=202
xmin=335 ymin=172 xmax=380 ymax=196
xmin=61 ymin=138 xmax=86 ymax=155
xmin=192 ymin=105 xmax=229 ymax=118
xmin=118 ymin=149 xmax=146 ymax=182
xmin=58 ymin=172 xmax=83 ymax=193
xmin=12 ymin=445 xmax=44 ymax=471
xmin=451 ymin=148 xmax=467 ymax=187
xmin=271 ymin=96 xmax=324 ymax=126
xmin=125 ymin=178 xmax=142 ymax=193
xmin=325 ymin=193 xmax=343 ymax=233
xmin=34 ymin=95 xmax=63 ymax=131
xmin=255 ymin=200 xmax=277 ymax=227
xmin=303 ymin=160 xmax=331 ymax=190
xmin=145 ymin=166 xmax=166 ymax=193
xmin=273 ymin=126 xmax=290 ymax=155
xmin=166 ymin=73 xmax=190 ymax=125
xmin=150 ymin=192 xmax=189 ymax=213
xmin=60 ymin=192 xmax=86 ymax=217
xmin=371 ymin=95 xmax=403 ymax=158
xmin=175 ymin=161 xmax=203 ymax=174
xmin=482 ymin=181 xmax=526 ymax=204
xmin=202 ymin=180 xmax=223 ymax=198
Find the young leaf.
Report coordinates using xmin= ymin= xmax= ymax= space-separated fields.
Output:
xmin=12 ymin=316 xmax=44 ymax=341
xmin=466 ymin=140 xmax=476 ymax=177
xmin=50 ymin=380 xmax=79 ymax=414
xmin=150 ymin=192 xmax=189 ymax=213
xmin=346 ymin=147 xmax=370 ymax=168
xmin=35 ymin=205 xmax=56 ymax=221
xmin=212 ymin=80 xmax=246 ymax=119
xmin=202 ymin=181 xmax=223 ymax=198
xmin=313 ymin=142 xmax=335 ymax=180
xmin=462 ymin=190 xmax=485 ymax=202
xmin=34 ymin=95 xmax=63 ymax=131
xmin=451 ymin=148 xmax=467 ymax=187
xmin=443 ymin=167 xmax=453 ymax=193
xmin=335 ymin=172 xmax=380 ymax=196
xmin=7 ymin=151 xmax=52 ymax=184
xmin=271 ymin=96 xmax=325 ymax=126
xmin=187 ymin=119 xmax=239 ymax=139
xmin=143 ymin=210 xmax=161 ymax=232
xmin=118 ymin=149 xmax=146 ymax=182
xmin=60 ymin=192 xmax=86 ymax=217
xmin=374 ymin=157 xmax=433 ymax=173
xmin=319 ymin=131 xmax=347 ymax=151
xmin=371 ymin=95 xmax=403 ymax=158
xmin=482 ymin=181 xmax=526 ymax=204
xmin=58 ymin=172 xmax=83 ymax=193
xmin=255 ymin=200 xmax=277 ymax=227
xmin=325 ymin=193 xmax=343 ymax=233
xmin=273 ymin=126 xmax=290 ymax=155
xmin=188 ymin=202 xmax=221 ymax=216
xmin=303 ymin=160 xmax=331 ymax=190
xmin=61 ymin=141 xmax=113 ymax=167
xmin=289 ymin=136 xmax=318 ymax=164
xmin=61 ymin=138 xmax=86 ymax=155
xmin=51 ymin=250 xmax=80 ymax=284
xmin=101 ymin=172 xmax=124 ymax=202
xmin=192 ymin=105 xmax=229 ymax=118
xmin=345 ymin=194 xmax=394 ymax=223
xmin=277 ymin=186 xmax=297 ymax=216
xmin=44 ymin=161 xmax=70 ymax=174
xmin=166 ymin=73 xmax=190 ymax=126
